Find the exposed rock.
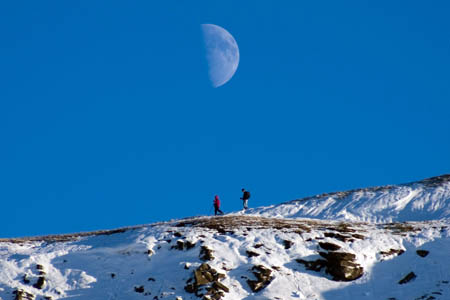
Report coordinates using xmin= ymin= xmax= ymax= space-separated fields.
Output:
xmin=174 ymin=240 xmax=185 ymax=250
xmin=200 ymin=246 xmax=214 ymax=261
xmin=186 ymin=241 xmax=196 ymax=250
xmin=384 ymin=223 xmax=418 ymax=234
xmin=254 ymin=243 xmax=264 ymax=249
xmin=22 ymin=274 xmax=31 ymax=284
xmin=246 ymin=250 xmax=260 ymax=257
xmin=33 ymin=276 xmax=46 ymax=289
xmin=185 ymin=283 xmax=196 ymax=293
xmin=212 ymin=281 xmax=229 ymax=293
xmin=13 ymin=289 xmax=35 ymax=300
xmin=110 ymin=273 xmax=116 ymax=278
xmin=380 ymin=248 xmax=405 ymax=257
xmin=283 ymin=240 xmax=294 ymax=249
xmin=134 ymin=285 xmax=145 ymax=293
xmin=334 ymin=223 xmax=356 ymax=233
xmin=148 ymin=277 xmax=155 ymax=281
xmin=185 ymin=263 xmax=228 ymax=299
xmin=36 ymin=264 xmax=44 ymax=271
xmin=319 ymin=252 xmax=363 ymax=281
xmin=195 ymin=269 xmax=211 ymax=285
xmin=247 ymin=265 xmax=274 ymax=292
xmin=319 ymin=242 xmax=341 ymax=251
xmin=398 ymin=272 xmax=416 ymax=284
xmin=296 ymin=258 xmax=327 ymax=272
xmin=351 ymin=233 xmax=365 ymax=240
xmin=324 ymin=232 xmax=352 ymax=242
xmin=416 ymin=250 xmax=429 ymax=257
xmin=174 ymin=232 xmax=183 ymax=237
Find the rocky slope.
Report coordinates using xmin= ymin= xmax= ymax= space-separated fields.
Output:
xmin=1 ymin=175 xmax=450 ymax=300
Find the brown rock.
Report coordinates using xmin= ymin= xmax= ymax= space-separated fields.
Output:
xmin=204 ymin=271 xmax=214 ymax=282
xmin=194 ymin=270 xmax=211 ymax=286
xmin=283 ymin=240 xmax=294 ymax=249
xmin=246 ymin=250 xmax=260 ymax=257
xmin=296 ymin=258 xmax=327 ymax=272
xmin=351 ymin=234 xmax=365 ymax=240
xmin=324 ymin=232 xmax=352 ymax=242
xmin=33 ymin=276 xmax=46 ymax=289
xmin=186 ymin=241 xmax=196 ymax=250
xmin=319 ymin=242 xmax=341 ymax=251
xmin=247 ymin=265 xmax=273 ymax=292
xmin=198 ymin=263 xmax=211 ymax=272
xmin=416 ymin=250 xmax=429 ymax=257
xmin=200 ymin=246 xmax=214 ymax=261
xmin=380 ymin=249 xmax=405 ymax=257
xmin=213 ymin=281 xmax=230 ymax=293
xmin=399 ymin=272 xmax=416 ymax=284
xmin=318 ymin=251 xmax=363 ymax=281
xmin=13 ymin=289 xmax=34 ymax=300
xmin=22 ymin=274 xmax=30 ymax=284
xmin=185 ymin=283 xmax=196 ymax=293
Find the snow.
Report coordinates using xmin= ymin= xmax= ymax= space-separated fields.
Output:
xmin=1 ymin=175 xmax=450 ymax=300
xmin=243 ymin=177 xmax=450 ymax=223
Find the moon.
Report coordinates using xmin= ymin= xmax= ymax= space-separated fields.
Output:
xmin=201 ymin=24 xmax=240 ymax=88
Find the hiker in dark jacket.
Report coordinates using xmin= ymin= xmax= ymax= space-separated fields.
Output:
xmin=213 ymin=195 xmax=224 ymax=215
xmin=241 ymin=188 xmax=250 ymax=209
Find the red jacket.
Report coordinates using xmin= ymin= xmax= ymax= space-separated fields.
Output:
xmin=214 ymin=195 xmax=220 ymax=207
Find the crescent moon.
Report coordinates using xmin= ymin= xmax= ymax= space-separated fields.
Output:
xmin=201 ymin=24 xmax=240 ymax=88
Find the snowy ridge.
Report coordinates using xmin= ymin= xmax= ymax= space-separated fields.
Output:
xmin=1 ymin=175 xmax=450 ymax=300
xmin=243 ymin=175 xmax=450 ymax=223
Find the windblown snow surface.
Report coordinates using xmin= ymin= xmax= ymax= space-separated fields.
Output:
xmin=242 ymin=175 xmax=450 ymax=223
xmin=1 ymin=175 xmax=450 ymax=300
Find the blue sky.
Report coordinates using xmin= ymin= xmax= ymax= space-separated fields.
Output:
xmin=1 ymin=1 xmax=449 ymax=238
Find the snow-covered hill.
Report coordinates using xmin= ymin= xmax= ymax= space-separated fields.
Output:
xmin=1 ymin=175 xmax=450 ymax=300
xmin=244 ymin=175 xmax=450 ymax=223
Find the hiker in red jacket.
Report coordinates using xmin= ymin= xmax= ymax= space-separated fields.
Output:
xmin=213 ymin=195 xmax=224 ymax=215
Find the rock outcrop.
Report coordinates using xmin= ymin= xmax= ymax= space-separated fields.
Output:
xmin=319 ymin=242 xmax=341 ymax=251
xmin=33 ymin=276 xmax=46 ymax=289
xmin=319 ymin=251 xmax=363 ymax=281
xmin=297 ymin=251 xmax=363 ymax=281
xmin=200 ymin=246 xmax=214 ymax=261
xmin=247 ymin=265 xmax=274 ymax=292
xmin=13 ymin=289 xmax=35 ymax=300
xmin=416 ymin=250 xmax=429 ymax=257
xmin=398 ymin=272 xmax=416 ymax=284
xmin=184 ymin=263 xmax=228 ymax=299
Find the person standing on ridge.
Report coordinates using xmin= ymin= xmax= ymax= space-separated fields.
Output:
xmin=241 ymin=188 xmax=250 ymax=210
xmin=213 ymin=195 xmax=224 ymax=215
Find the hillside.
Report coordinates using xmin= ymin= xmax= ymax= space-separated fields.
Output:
xmin=244 ymin=175 xmax=450 ymax=223
xmin=1 ymin=175 xmax=450 ymax=300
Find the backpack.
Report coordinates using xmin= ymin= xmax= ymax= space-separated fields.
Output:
xmin=244 ymin=191 xmax=250 ymax=199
